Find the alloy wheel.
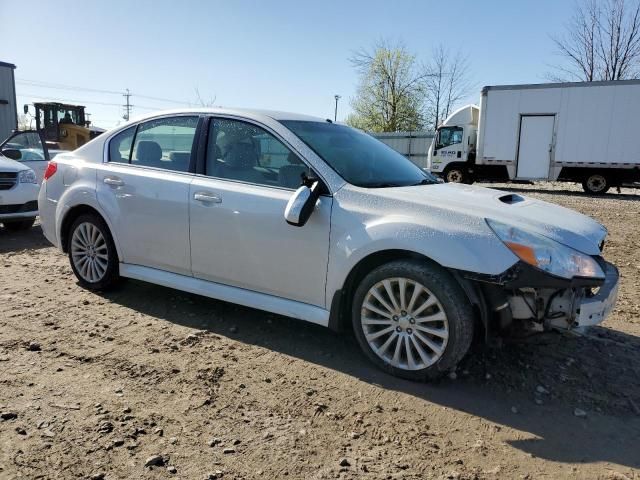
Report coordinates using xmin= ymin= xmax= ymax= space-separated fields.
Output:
xmin=446 ymin=169 xmax=463 ymax=183
xmin=71 ymin=222 xmax=109 ymax=283
xmin=360 ymin=277 xmax=449 ymax=371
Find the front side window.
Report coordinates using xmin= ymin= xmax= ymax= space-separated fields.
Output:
xmin=436 ymin=126 xmax=463 ymax=149
xmin=3 ymin=131 xmax=46 ymax=162
xmin=281 ymin=121 xmax=436 ymax=188
xmin=206 ymin=118 xmax=311 ymax=189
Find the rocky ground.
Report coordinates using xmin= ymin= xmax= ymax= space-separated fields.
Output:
xmin=0 ymin=182 xmax=639 ymax=480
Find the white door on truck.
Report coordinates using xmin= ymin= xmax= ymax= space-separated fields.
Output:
xmin=516 ymin=115 xmax=555 ymax=179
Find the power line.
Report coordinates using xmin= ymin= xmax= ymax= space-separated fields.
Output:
xmin=17 ymin=92 xmax=164 ymax=111
xmin=16 ymin=78 xmax=192 ymax=106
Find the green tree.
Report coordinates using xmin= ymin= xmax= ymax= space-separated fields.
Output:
xmin=347 ymin=40 xmax=427 ymax=132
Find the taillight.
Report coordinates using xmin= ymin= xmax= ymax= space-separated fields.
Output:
xmin=43 ymin=161 xmax=57 ymax=181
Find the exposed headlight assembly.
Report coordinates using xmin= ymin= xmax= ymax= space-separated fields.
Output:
xmin=18 ymin=169 xmax=37 ymax=184
xmin=487 ymin=219 xmax=604 ymax=280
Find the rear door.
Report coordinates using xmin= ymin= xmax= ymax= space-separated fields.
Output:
xmin=516 ymin=115 xmax=555 ymax=179
xmin=0 ymin=130 xmax=50 ymax=183
xmin=189 ymin=116 xmax=332 ymax=307
xmin=96 ymin=115 xmax=200 ymax=276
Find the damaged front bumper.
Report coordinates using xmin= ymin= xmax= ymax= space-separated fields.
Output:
xmin=574 ymin=262 xmax=619 ymax=327
xmin=463 ymin=259 xmax=620 ymax=334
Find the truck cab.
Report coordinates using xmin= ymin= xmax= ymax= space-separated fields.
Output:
xmin=428 ymin=105 xmax=479 ymax=183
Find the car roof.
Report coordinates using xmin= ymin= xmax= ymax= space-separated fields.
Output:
xmin=126 ymin=107 xmax=327 ymax=124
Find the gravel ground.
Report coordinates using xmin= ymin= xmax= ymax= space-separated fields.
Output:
xmin=0 ymin=182 xmax=639 ymax=480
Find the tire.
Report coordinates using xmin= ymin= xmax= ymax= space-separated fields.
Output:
xmin=444 ymin=166 xmax=471 ymax=184
xmin=582 ymin=173 xmax=610 ymax=194
xmin=67 ymin=213 xmax=119 ymax=290
xmin=351 ymin=259 xmax=474 ymax=381
xmin=2 ymin=217 xmax=35 ymax=232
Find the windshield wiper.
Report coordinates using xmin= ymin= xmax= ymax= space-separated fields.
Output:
xmin=410 ymin=178 xmax=437 ymax=186
xmin=360 ymin=182 xmax=403 ymax=188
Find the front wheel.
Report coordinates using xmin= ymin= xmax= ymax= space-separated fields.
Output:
xmin=582 ymin=173 xmax=610 ymax=194
xmin=351 ymin=260 xmax=475 ymax=381
xmin=68 ymin=214 xmax=120 ymax=290
xmin=2 ymin=217 xmax=35 ymax=232
xmin=444 ymin=166 xmax=472 ymax=184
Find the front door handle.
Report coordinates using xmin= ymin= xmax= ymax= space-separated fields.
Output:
xmin=193 ymin=191 xmax=222 ymax=203
xmin=103 ymin=176 xmax=124 ymax=187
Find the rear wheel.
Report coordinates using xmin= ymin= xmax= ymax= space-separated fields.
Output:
xmin=2 ymin=217 xmax=35 ymax=232
xmin=582 ymin=173 xmax=610 ymax=194
xmin=68 ymin=214 xmax=119 ymax=290
xmin=351 ymin=260 xmax=474 ymax=381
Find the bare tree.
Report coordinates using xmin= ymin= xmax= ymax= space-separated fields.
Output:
xmin=347 ymin=39 xmax=428 ymax=132
xmin=193 ymin=88 xmax=217 ymax=107
xmin=551 ymin=0 xmax=640 ymax=81
xmin=424 ymin=44 xmax=472 ymax=130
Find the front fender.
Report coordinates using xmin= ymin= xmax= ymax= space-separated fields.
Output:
xmin=325 ymin=215 xmax=518 ymax=307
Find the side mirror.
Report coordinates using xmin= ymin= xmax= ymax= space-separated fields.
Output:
xmin=2 ymin=148 xmax=22 ymax=160
xmin=284 ymin=181 xmax=321 ymax=227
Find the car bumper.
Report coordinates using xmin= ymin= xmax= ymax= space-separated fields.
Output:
xmin=575 ymin=261 xmax=619 ymax=327
xmin=0 ymin=183 xmax=39 ymax=219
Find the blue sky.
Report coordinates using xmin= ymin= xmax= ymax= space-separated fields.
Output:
xmin=0 ymin=0 xmax=576 ymax=129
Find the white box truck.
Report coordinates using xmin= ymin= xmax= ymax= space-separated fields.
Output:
xmin=428 ymin=80 xmax=640 ymax=193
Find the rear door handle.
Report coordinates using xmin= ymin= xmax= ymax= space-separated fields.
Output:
xmin=103 ymin=176 xmax=124 ymax=187
xmin=193 ymin=191 xmax=222 ymax=203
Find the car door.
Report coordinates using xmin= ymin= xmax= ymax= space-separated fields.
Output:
xmin=96 ymin=115 xmax=201 ymax=276
xmin=0 ymin=130 xmax=50 ymax=183
xmin=189 ymin=116 xmax=332 ymax=307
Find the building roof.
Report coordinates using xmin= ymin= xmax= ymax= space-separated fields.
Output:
xmin=0 ymin=61 xmax=16 ymax=69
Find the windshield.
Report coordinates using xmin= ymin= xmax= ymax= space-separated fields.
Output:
xmin=436 ymin=126 xmax=463 ymax=149
xmin=281 ymin=121 xmax=437 ymax=188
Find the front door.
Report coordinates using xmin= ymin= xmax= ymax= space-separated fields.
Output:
xmin=516 ymin=115 xmax=555 ymax=179
xmin=189 ymin=117 xmax=331 ymax=307
xmin=96 ymin=116 xmax=200 ymax=276
xmin=0 ymin=130 xmax=50 ymax=183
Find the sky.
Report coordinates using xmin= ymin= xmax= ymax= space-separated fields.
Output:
xmin=0 ymin=0 xmax=578 ymax=129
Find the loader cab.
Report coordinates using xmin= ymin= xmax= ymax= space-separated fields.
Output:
xmin=32 ymin=102 xmax=92 ymax=151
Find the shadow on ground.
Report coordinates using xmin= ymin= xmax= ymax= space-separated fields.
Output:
xmin=100 ymin=279 xmax=640 ymax=469
xmin=0 ymin=224 xmax=51 ymax=254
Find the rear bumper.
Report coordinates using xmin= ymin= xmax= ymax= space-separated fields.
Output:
xmin=575 ymin=262 xmax=619 ymax=327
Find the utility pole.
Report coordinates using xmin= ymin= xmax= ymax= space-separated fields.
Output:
xmin=334 ymin=94 xmax=341 ymax=122
xmin=122 ymin=89 xmax=132 ymax=121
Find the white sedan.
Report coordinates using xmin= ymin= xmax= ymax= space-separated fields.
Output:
xmin=38 ymin=109 xmax=619 ymax=380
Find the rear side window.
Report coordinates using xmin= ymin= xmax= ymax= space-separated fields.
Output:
xmin=108 ymin=116 xmax=199 ymax=172
xmin=108 ymin=126 xmax=135 ymax=163
xmin=132 ymin=116 xmax=198 ymax=172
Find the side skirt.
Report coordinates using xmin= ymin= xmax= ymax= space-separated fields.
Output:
xmin=119 ymin=263 xmax=330 ymax=327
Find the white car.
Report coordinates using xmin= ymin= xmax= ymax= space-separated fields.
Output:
xmin=0 ymin=153 xmax=39 ymax=231
xmin=38 ymin=109 xmax=619 ymax=380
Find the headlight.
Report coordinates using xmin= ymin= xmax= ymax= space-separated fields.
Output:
xmin=18 ymin=169 xmax=37 ymax=184
xmin=487 ymin=219 xmax=604 ymax=279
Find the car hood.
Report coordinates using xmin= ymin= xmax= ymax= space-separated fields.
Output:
xmin=365 ymin=183 xmax=607 ymax=255
xmin=0 ymin=154 xmax=28 ymax=172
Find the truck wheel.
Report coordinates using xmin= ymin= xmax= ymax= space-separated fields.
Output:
xmin=2 ymin=217 xmax=35 ymax=232
xmin=582 ymin=174 xmax=610 ymax=195
xmin=444 ymin=166 xmax=470 ymax=184
xmin=351 ymin=260 xmax=474 ymax=382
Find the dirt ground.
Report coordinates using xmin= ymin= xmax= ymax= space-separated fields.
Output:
xmin=1 ymin=182 xmax=639 ymax=480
